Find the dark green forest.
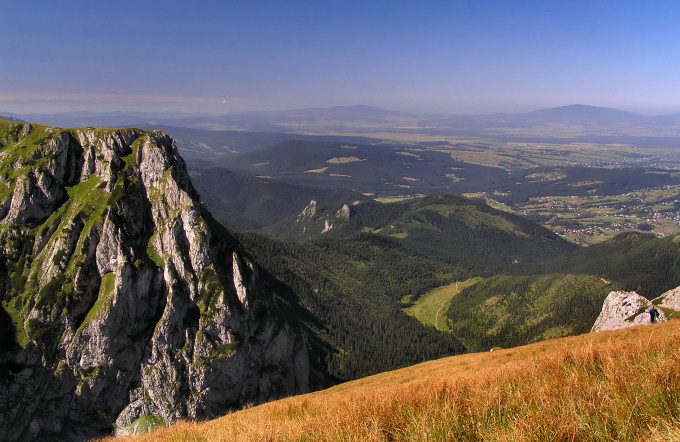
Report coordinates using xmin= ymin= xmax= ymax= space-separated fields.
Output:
xmin=189 ymin=166 xmax=363 ymax=230
xmin=544 ymin=231 xmax=680 ymax=298
xmin=235 ymin=230 xmax=467 ymax=380
xmin=225 ymin=197 xmax=680 ymax=377
xmin=264 ymin=194 xmax=577 ymax=273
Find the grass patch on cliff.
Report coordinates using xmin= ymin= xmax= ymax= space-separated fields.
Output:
xmin=0 ymin=122 xmax=57 ymax=201
xmin=193 ymin=340 xmax=241 ymax=368
xmin=115 ymin=321 xmax=680 ymax=441
xmin=2 ymin=302 xmax=29 ymax=346
xmin=76 ymin=272 xmax=115 ymax=334
xmin=146 ymin=236 xmax=164 ymax=268
xmin=122 ymin=415 xmax=165 ymax=435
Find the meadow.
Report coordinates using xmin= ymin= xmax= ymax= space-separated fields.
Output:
xmin=403 ymin=278 xmax=482 ymax=331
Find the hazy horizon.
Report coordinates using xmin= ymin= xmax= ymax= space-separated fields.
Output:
xmin=5 ymin=103 xmax=680 ymax=120
xmin=3 ymin=1 xmax=680 ymax=116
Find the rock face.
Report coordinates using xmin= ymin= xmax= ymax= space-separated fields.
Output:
xmin=0 ymin=121 xmax=327 ymax=440
xmin=653 ymin=286 xmax=680 ymax=311
xmin=591 ymin=290 xmax=666 ymax=332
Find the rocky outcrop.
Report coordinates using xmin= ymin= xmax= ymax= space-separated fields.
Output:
xmin=591 ymin=290 xmax=666 ymax=332
xmin=0 ymin=122 xmax=327 ymax=440
xmin=652 ymin=286 xmax=680 ymax=311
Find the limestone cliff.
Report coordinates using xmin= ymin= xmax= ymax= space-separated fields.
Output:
xmin=0 ymin=121 xmax=326 ymax=440
xmin=590 ymin=283 xmax=680 ymax=332
xmin=652 ymin=286 xmax=680 ymax=312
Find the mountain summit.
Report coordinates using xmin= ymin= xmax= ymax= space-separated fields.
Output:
xmin=518 ymin=104 xmax=642 ymax=125
xmin=0 ymin=121 xmax=326 ymax=440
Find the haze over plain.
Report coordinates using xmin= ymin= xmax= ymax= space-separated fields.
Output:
xmin=3 ymin=1 xmax=680 ymax=116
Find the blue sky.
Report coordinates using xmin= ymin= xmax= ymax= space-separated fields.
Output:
xmin=2 ymin=1 xmax=680 ymax=115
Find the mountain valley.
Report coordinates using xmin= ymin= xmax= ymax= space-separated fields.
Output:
xmin=2 ymin=110 xmax=680 ymax=439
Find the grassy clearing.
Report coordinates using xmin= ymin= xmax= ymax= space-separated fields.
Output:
xmin=374 ymin=195 xmax=421 ymax=203
xmin=113 ymin=321 xmax=680 ymax=441
xmin=305 ymin=167 xmax=328 ymax=173
xmin=404 ymin=278 xmax=481 ymax=331
xmin=326 ymin=156 xmax=364 ymax=164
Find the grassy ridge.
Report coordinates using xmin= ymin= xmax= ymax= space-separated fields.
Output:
xmin=267 ymin=194 xmax=577 ymax=274
xmin=115 ymin=321 xmax=680 ymax=441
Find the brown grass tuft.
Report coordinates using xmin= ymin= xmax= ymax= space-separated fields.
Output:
xmin=112 ymin=321 xmax=680 ymax=441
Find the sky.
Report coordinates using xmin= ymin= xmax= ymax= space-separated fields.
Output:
xmin=2 ymin=0 xmax=680 ymax=115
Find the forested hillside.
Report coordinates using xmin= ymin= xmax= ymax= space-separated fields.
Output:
xmin=544 ymin=231 xmax=680 ymax=298
xmin=189 ymin=166 xmax=363 ymax=230
xmin=445 ymin=274 xmax=614 ymax=351
xmin=266 ymin=194 xmax=577 ymax=273
xmin=235 ymin=231 xmax=467 ymax=379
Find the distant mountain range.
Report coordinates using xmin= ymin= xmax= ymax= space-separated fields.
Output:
xmin=0 ymin=115 xmax=25 ymax=123
xmin=6 ymin=104 xmax=680 ymax=136
xmin=518 ymin=104 xmax=642 ymax=125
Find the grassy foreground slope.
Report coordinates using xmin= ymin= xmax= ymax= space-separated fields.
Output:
xmin=118 ymin=321 xmax=680 ymax=441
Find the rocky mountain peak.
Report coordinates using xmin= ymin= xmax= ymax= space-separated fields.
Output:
xmin=0 ymin=121 xmax=324 ymax=440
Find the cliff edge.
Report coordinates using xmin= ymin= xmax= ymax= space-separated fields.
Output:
xmin=0 ymin=120 xmax=327 ymax=440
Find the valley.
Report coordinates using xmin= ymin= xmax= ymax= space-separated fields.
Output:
xmin=171 ymin=123 xmax=680 ymax=246
xmin=3 ymin=107 xmax=680 ymax=439
xmin=6 ymin=2 xmax=680 ymax=439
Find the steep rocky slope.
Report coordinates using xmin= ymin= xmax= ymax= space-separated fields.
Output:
xmin=0 ymin=120 xmax=327 ymax=440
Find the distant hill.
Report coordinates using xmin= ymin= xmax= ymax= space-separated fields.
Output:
xmin=189 ymin=166 xmax=366 ymax=230
xmin=261 ymin=105 xmax=415 ymax=122
xmin=0 ymin=115 xmax=24 ymax=123
xmin=516 ymin=104 xmax=643 ymax=125
xmin=264 ymin=193 xmax=577 ymax=273
xmin=544 ymin=231 xmax=680 ymax=297
xmin=10 ymin=104 xmax=680 ymax=139
xmin=197 ymin=135 xmax=680 ymax=199
xmin=152 ymin=125 xmax=380 ymax=160
xmin=217 ymin=138 xmax=510 ymax=197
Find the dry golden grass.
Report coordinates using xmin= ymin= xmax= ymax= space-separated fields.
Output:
xmin=115 ymin=322 xmax=680 ymax=441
